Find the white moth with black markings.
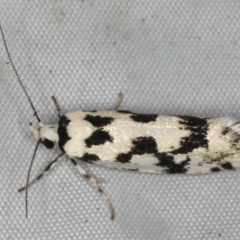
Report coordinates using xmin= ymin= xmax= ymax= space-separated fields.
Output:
xmin=1 ymin=24 xmax=240 ymax=220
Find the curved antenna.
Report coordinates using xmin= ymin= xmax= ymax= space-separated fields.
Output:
xmin=25 ymin=140 xmax=41 ymax=218
xmin=0 ymin=23 xmax=41 ymax=122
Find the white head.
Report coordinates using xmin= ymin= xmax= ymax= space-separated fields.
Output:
xmin=29 ymin=122 xmax=59 ymax=149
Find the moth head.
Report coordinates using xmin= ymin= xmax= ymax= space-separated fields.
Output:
xmin=29 ymin=122 xmax=59 ymax=149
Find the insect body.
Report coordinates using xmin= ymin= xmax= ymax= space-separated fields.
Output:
xmin=58 ymin=111 xmax=240 ymax=175
xmin=21 ymin=101 xmax=240 ymax=220
xmin=1 ymin=23 xmax=240 ymax=220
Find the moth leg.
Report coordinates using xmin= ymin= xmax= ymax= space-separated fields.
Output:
xmin=18 ymin=153 xmax=65 ymax=192
xmin=70 ymin=158 xmax=115 ymax=220
xmin=51 ymin=96 xmax=62 ymax=118
xmin=111 ymin=92 xmax=123 ymax=110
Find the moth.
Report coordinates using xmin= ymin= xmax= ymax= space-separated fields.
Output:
xmin=1 ymin=24 xmax=240 ymax=220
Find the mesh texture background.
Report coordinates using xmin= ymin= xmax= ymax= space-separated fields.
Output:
xmin=1 ymin=1 xmax=240 ymax=239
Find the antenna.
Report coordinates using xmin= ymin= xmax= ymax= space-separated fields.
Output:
xmin=0 ymin=23 xmax=41 ymax=122
xmin=25 ymin=140 xmax=40 ymax=218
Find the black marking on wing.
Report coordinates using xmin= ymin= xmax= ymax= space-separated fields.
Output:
xmin=84 ymin=114 xmax=114 ymax=127
xmin=58 ymin=115 xmax=71 ymax=152
xmin=211 ymin=167 xmax=221 ymax=172
xmin=85 ymin=129 xmax=113 ymax=147
xmin=83 ymin=110 xmax=97 ymax=112
xmin=171 ymin=116 xmax=209 ymax=154
xmin=208 ymin=153 xmax=233 ymax=164
xmin=221 ymin=162 xmax=234 ymax=170
xmin=117 ymin=110 xmax=133 ymax=114
xmin=221 ymin=121 xmax=240 ymax=149
xmin=131 ymin=137 xmax=158 ymax=154
xmin=115 ymin=136 xmax=190 ymax=173
xmin=180 ymin=116 xmax=207 ymax=126
xmin=80 ymin=153 xmax=100 ymax=163
xmin=116 ymin=137 xmax=158 ymax=163
xmin=131 ymin=113 xmax=158 ymax=123
xmin=222 ymin=127 xmax=230 ymax=135
xmin=230 ymin=134 xmax=240 ymax=149
xmin=116 ymin=153 xmax=132 ymax=163
xmin=155 ymin=153 xmax=190 ymax=174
